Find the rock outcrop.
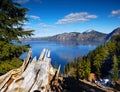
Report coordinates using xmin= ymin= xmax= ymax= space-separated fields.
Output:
xmin=0 ymin=49 xmax=61 ymax=92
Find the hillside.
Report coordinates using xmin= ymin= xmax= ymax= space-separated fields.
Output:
xmin=64 ymin=35 xmax=120 ymax=90
xmin=106 ymin=27 xmax=120 ymax=41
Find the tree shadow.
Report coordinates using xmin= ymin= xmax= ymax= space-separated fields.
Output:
xmin=61 ymin=77 xmax=106 ymax=92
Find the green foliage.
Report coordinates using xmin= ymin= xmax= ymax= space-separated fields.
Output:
xmin=0 ymin=58 xmax=22 ymax=75
xmin=0 ymin=41 xmax=28 ymax=61
xmin=0 ymin=0 xmax=33 ymax=75
xmin=76 ymin=58 xmax=91 ymax=79
xmin=93 ymin=54 xmax=103 ymax=78
xmin=77 ymin=58 xmax=85 ymax=79
xmin=0 ymin=0 xmax=34 ymax=42
xmin=64 ymin=57 xmax=91 ymax=80
xmin=84 ymin=60 xmax=91 ymax=79
xmin=112 ymin=55 xmax=119 ymax=81
xmin=64 ymin=62 xmax=74 ymax=75
xmin=111 ymin=35 xmax=120 ymax=43
xmin=0 ymin=41 xmax=27 ymax=75
xmin=64 ymin=35 xmax=120 ymax=80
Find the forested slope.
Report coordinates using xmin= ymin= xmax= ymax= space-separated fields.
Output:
xmin=64 ymin=35 xmax=120 ymax=82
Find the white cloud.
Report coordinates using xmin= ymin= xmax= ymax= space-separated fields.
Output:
xmin=14 ymin=0 xmax=29 ymax=4
xmin=29 ymin=15 xmax=40 ymax=20
xmin=39 ymin=23 xmax=55 ymax=28
xmin=56 ymin=12 xmax=97 ymax=24
xmin=110 ymin=9 xmax=120 ymax=17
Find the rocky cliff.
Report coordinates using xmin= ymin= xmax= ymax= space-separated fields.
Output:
xmin=0 ymin=49 xmax=61 ymax=92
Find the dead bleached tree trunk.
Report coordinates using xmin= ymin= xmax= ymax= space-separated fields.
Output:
xmin=0 ymin=49 xmax=60 ymax=92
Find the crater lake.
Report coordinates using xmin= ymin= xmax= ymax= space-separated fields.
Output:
xmin=19 ymin=40 xmax=99 ymax=71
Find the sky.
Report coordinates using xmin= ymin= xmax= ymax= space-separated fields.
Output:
xmin=14 ymin=0 xmax=120 ymax=37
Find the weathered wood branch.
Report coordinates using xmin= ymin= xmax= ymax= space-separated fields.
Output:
xmin=0 ymin=49 xmax=60 ymax=92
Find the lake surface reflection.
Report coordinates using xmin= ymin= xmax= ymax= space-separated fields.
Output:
xmin=20 ymin=40 xmax=98 ymax=71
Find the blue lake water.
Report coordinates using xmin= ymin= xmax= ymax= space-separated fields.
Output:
xmin=20 ymin=40 xmax=98 ymax=71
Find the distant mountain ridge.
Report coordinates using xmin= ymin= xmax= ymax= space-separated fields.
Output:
xmin=34 ymin=30 xmax=107 ymax=43
xmin=25 ymin=27 xmax=120 ymax=43
xmin=106 ymin=27 xmax=120 ymax=41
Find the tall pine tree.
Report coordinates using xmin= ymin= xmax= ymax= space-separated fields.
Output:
xmin=0 ymin=0 xmax=34 ymax=75
xmin=0 ymin=0 xmax=33 ymax=42
xmin=112 ymin=54 xmax=118 ymax=82
xmin=93 ymin=54 xmax=102 ymax=78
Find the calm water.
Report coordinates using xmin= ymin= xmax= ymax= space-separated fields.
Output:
xmin=20 ymin=40 xmax=98 ymax=71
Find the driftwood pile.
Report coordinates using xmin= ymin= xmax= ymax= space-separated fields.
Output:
xmin=0 ymin=49 xmax=61 ymax=92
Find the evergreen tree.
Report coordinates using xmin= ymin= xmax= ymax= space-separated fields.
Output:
xmin=112 ymin=55 xmax=118 ymax=82
xmin=84 ymin=60 xmax=91 ymax=80
xmin=93 ymin=54 xmax=102 ymax=78
xmin=64 ymin=35 xmax=120 ymax=80
xmin=77 ymin=58 xmax=86 ymax=79
xmin=0 ymin=0 xmax=33 ymax=75
xmin=75 ymin=58 xmax=80 ymax=79
xmin=0 ymin=0 xmax=33 ymax=42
